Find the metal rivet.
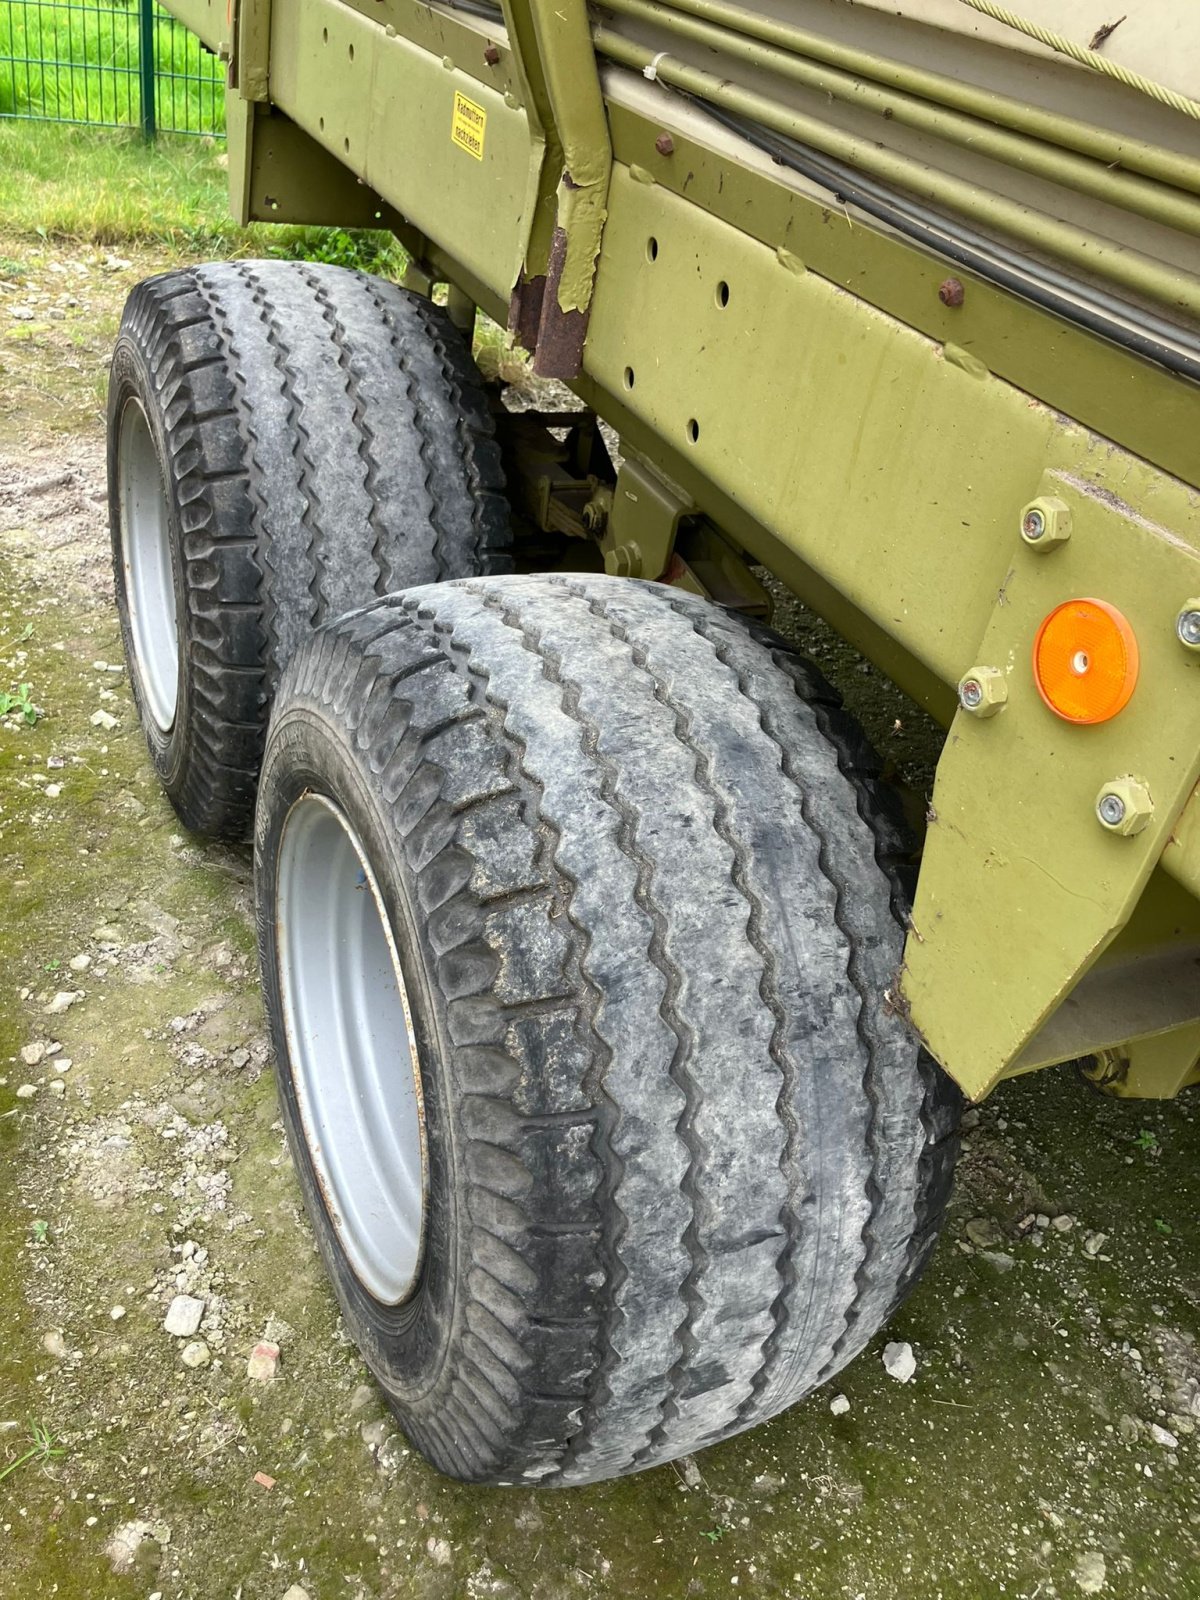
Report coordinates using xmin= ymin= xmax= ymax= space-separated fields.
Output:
xmin=1176 ymin=602 xmax=1200 ymax=651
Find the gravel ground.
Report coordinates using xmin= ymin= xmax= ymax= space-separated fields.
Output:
xmin=1 ymin=235 xmax=1198 ymax=1600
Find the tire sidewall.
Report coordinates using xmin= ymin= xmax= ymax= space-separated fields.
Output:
xmin=255 ymin=705 xmax=460 ymax=1406
xmin=107 ymin=336 xmax=194 ymax=796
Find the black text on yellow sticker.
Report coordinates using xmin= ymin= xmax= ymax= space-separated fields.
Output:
xmin=451 ymin=92 xmax=487 ymax=160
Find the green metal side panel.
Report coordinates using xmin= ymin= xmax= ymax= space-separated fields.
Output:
xmin=266 ymin=0 xmax=540 ymax=302
xmin=583 ymin=166 xmax=1200 ymax=1097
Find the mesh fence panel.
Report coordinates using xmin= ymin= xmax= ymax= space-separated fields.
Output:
xmin=0 ymin=0 xmax=224 ymax=135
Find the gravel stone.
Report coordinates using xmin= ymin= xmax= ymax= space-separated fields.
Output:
xmin=247 ymin=1340 xmax=280 ymax=1381
xmin=882 ymin=1341 xmax=917 ymax=1383
xmin=163 ymin=1294 xmax=205 ymax=1338
xmin=829 ymin=1393 xmax=851 ymax=1416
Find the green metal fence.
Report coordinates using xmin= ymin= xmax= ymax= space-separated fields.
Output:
xmin=0 ymin=0 xmax=224 ymax=136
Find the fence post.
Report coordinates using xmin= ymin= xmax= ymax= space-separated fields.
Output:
xmin=139 ymin=0 xmax=157 ymax=140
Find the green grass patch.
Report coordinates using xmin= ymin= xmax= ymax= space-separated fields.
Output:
xmin=1 ymin=0 xmax=222 ymax=133
xmin=0 ymin=122 xmax=407 ymax=273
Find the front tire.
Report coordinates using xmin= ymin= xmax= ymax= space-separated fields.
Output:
xmin=255 ymin=574 xmax=960 ymax=1486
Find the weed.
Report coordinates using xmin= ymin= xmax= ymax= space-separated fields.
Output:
xmin=0 ymin=683 xmax=40 ymax=725
xmin=267 ymin=226 xmax=406 ymax=277
xmin=1154 ymin=1217 xmax=1174 ymax=1235
xmin=0 ymin=1422 xmax=65 ymax=1487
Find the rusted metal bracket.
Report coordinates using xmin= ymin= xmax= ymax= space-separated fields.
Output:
xmin=502 ymin=0 xmax=612 ymax=378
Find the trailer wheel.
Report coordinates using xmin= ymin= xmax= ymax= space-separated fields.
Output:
xmin=107 ymin=261 xmax=511 ymax=840
xmin=255 ymin=574 xmax=961 ymax=1486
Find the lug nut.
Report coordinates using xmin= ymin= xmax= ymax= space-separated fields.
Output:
xmin=1176 ymin=600 xmax=1200 ymax=651
xmin=1020 ymin=496 xmax=1072 ymax=550
xmin=957 ymin=665 xmax=1007 ymax=717
xmin=1095 ymin=776 xmax=1153 ymax=837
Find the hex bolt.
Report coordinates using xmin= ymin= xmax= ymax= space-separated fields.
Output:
xmin=483 ymin=43 xmax=501 ymax=65
xmin=957 ymin=665 xmax=1007 ymax=718
xmin=938 ymin=277 xmax=965 ymax=308
xmin=1095 ymin=776 xmax=1154 ymax=837
xmin=1019 ymin=496 xmax=1072 ymax=549
xmin=1176 ymin=600 xmax=1200 ymax=651
xmin=655 ymin=132 xmax=675 ymax=156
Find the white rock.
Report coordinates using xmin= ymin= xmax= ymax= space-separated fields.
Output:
xmin=15 ymin=1083 xmax=37 ymax=1100
xmin=53 ymin=1058 xmax=72 ymax=1074
xmin=180 ymin=1340 xmax=211 ymax=1369
xmin=1051 ymin=1214 xmax=1075 ymax=1234
xmin=42 ymin=1329 xmax=68 ymax=1359
xmin=44 ymin=990 xmax=82 ymax=1015
xmin=1082 ymin=1231 xmax=1108 ymax=1258
xmin=110 ymin=1305 xmax=126 ymax=1321
xmin=68 ymin=953 xmax=91 ymax=972
xmin=829 ymin=1393 xmax=851 ymax=1416
xmin=882 ymin=1341 xmax=917 ymax=1383
xmin=19 ymin=1042 xmax=45 ymax=1066
xmin=1073 ymin=1551 xmax=1107 ymax=1593
xmin=280 ymin=1588 xmax=312 ymax=1600
xmin=47 ymin=1079 xmax=65 ymax=1098
xmin=89 ymin=709 xmax=118 ymax=731
xmin=1149 ymin=1423 xmax=1179 ymax=1450
xmin=426 ymin=1537 xmax=452 ymax=1568
xmin=163 ymin=1294 xmax=206 ymax=1338
xmin=44 ymin=784 xmax=61 ymax=799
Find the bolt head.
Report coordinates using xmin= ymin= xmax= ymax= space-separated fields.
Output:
xmin=483 ymin=42 xmax=501 ymax=65
xmin=957 ymin=665 xmax=1007 ymax=718
xmin=1020 ymin=496 xmax=1071 ymax=549
xmin=1096 ymin=776 xmax=1153 ymax=837
xmin=1176 ymin=602 xmax=1200 ymax=651
xmin=938 ymin=277 xmax=965 ymax=308
xmin=655 ymin=132 xmax=675 ymax=156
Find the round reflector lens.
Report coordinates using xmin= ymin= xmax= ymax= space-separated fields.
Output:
xmin=1033 ymin=598 xmax=1138 ymax=724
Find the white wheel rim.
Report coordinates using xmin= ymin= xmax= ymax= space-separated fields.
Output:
xmin=118 ymin=398 xmax=179 ymax=733
xmin=275 ymin=794 xmax=429 ymax=1305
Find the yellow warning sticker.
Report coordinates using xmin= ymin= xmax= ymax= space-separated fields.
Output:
xmin=451 ymin=92 xmax=487 ymax=161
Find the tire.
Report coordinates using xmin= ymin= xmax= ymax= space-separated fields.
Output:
xmin=106 ymin=260 xmax=511 ymax=841
xmin=255 ymin=573 xmax=961 ymax=1486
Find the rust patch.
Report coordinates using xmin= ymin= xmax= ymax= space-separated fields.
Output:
xmin=532 ymin=227 xmax=589 ymax=380
xmin=507 ymin=272 xmax=546 ymax=354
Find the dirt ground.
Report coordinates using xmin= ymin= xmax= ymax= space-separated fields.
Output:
xmin=1 ymin=235 xmax=1198 ymax=1600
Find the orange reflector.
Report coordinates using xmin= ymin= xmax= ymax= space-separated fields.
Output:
xmin=1033 ymin=598 xmax=1139 ymax=724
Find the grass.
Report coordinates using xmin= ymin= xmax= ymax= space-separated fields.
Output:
xmin=0 ymin=120 xmax=407 ymax=273
xmin=0 ymin=0 xmax=221 ymax=133
xmin=0 ymin=1422 xmax=65 ymax=1486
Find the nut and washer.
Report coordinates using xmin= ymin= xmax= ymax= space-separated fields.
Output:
xmin=1020 ymin=496 xmax=1072 ymax=550
xmin=1176 ymin=600 xmax=1200 ymax=651
xmin=1095 ymin=776 xmax=1153 ymax=837
xmin=957 ymin=666 xmax=1008 ymax=718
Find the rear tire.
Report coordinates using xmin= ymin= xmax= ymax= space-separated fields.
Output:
xmin=107 ymin=261 xmax=511 ymax=840
xmin=255 ymin=574 xmax=961 ymax=1486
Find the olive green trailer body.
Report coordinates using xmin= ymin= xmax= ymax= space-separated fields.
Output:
xmin=161 ymin=0 xmax=1200 ymax=1105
